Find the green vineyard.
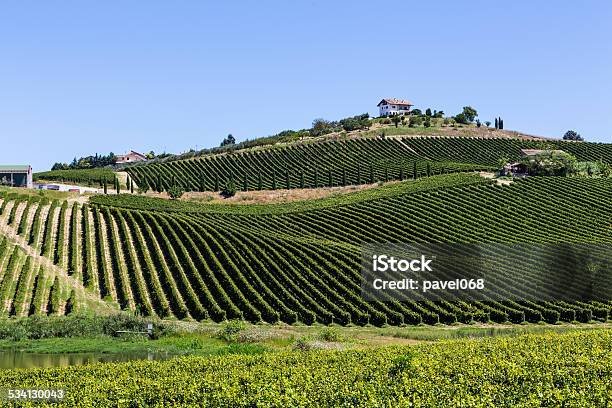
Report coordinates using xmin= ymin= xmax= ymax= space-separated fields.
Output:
xmin=124 ymin=136 xmax=612 ymax=192
xmin=1 ymin=330 xmax=609 ymax=406
xmin=33 ymin=168 xmax=116 ymax=187
xmin=1 ymin=172 xmax=611 ymax=325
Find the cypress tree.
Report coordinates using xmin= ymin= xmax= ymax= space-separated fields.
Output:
xmin=157 ymin=174 xmax=163 ymax=193
xmin=369 ymin=164 xmax=375 ymax=184
xmin=500 ymin=118 xmax=504 ymax=129
xmin=103 ymin=177 xmax=107 ymax=194
xmin=328 ymin=169 xmax=333 ymax=187
xmin=384 ymin=167 xmax=389 ymax=182
xmin=243 ymin=173 xmax=248 ymax=191
xmin=271 ymin=170 xmax=277 ymax=190
xmin=426 ymin=162 xmax=432 ymax=177
xmin=257 ymin=172 xmax=263 ymax=190
xmin=299 ymin=170 xmax=305 ymax=189
xmin=171 ymin=175 xmax=175 ymax=187
xmin=116 ymin=177 xmax=120 ymax=194
xmin=495 ymin=117 xmax=498 ymax=129
xmin=285 ymin=169 xmax=290 ymax=189
xmin=130 ymin=178 xmax=134 ymax=194
xmin=399 ymin=168 xmax=405 ymax=181
xmin=413 ymin=162 xmax=418 ymax=180
xmin=200 ymin=173 xmax=206 ymax=192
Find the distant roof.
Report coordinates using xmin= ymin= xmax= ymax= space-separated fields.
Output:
xmin=520 ymin=149 xmax=565 ymax=156
xmin=377 ymin=98 xmax=414 ymax=107
xmin=0 ymin=165 xmax=31 ymax=171
xmin=117 ymin=151 xmax=146 ymax=159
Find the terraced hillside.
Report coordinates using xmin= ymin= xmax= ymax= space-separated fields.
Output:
xmin=124 ymin=136 xmax=612 ymax=192
xmin=2 ymin=173 xmax=611 ymax=325
xmin=0 ymin=194 xmax=112 ymax=317
xmin=125 ymin=138 xmax=489 ymax=192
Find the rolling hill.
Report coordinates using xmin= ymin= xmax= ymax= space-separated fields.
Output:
xmin=1 ymin=165 xmax=611 ymax=324
xmin=124 ymin=135 xmax=612 ymax=193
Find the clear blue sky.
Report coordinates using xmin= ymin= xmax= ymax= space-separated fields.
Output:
xmin=1 ymin=1 xmax=611 ymax=171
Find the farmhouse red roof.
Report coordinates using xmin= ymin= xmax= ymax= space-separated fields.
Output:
xmin=377 ymin=98 xmax=414 ymax=107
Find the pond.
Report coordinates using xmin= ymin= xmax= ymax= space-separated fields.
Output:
xmin=0 ymin=350 xmax=176 ymax=370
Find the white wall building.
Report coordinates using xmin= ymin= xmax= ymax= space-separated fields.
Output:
xmin=115 ymin=150 xmax=147 ymax=164
xmin=377 ymin=98 xmax=413 ymax=117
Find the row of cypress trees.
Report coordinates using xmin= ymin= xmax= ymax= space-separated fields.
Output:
xmin=140 ymin=162 xmax=441 ymax=193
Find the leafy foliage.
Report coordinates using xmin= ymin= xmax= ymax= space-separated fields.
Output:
xmin=0 ymin=331 xmax=610 ymax=406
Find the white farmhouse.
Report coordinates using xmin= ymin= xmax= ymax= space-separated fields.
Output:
xmin=115 ymin=150 xmax=147 ymax=164
xmin=377 ymin=98 xmax=413 ymax=117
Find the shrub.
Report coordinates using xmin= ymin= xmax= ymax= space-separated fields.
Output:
xmin=168 ymin=185 xmax=184 ymax=199
xmin=318 ymin=327 xmax=342 ymax=342
xmin=217 ymin=320 xmax=246 ymax=342
xmin=221 ymin=179 xmax=237 ymax=198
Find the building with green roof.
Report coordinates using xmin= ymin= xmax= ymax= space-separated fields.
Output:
xmin=0 ymin=165 xmax=33 ymax=188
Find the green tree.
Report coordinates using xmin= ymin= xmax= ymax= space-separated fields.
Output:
xmin=220 ymin=134 xmax=236 ymax=147
xmin=311 ymin=118 xmax=333 ymax=136
xmin=563 ymin=130 xmax=584 ymax=141
xmin=425 ymin=108 xmax=432 ymax=117
xmin=271 ymin=170 xmax=277 ymax=190
xmin=214 ymin=174 xmax=220 ymax=191
xmin=221 ymin=179 xmax=237 ymax=198
xmin=462 ymin=106 xmax=478 ymax=122
xmin=409 ymin=116 xmax=423 ymax=127
xmin=391 ymin=115 xmax=401 ymax=128
xmin=257 ymin=172 xmax=263 ymax=190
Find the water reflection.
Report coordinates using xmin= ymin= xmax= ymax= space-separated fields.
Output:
xmin=0 ymin=351 xmax=175 ymax=370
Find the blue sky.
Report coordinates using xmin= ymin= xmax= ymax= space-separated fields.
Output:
xmin=1 ymin=1 xmax=611 ymax=171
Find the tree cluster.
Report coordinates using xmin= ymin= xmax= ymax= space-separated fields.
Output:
xmin=563 ymin=130 xmax=584 ymax=141
xmin=51 ymin=152 xmax=117 ymax=171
